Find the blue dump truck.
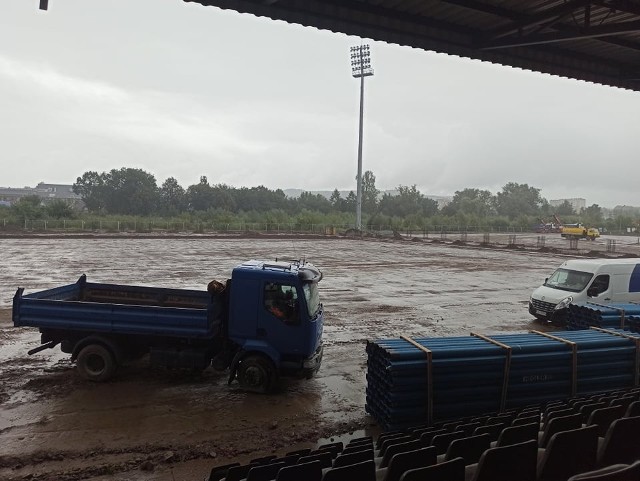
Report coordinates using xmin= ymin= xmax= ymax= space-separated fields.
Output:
xmin=12 ymin=259 xmax=324 ymax=393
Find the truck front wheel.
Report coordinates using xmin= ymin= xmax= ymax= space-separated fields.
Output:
xmin=76 ymin=344 xmax=116 ymax=382
xmin=237 ymin=355 xmax=277 ymax=393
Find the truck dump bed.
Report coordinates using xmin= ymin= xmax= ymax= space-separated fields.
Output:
xmin=13 ymin=275 xmax=220 ymax=339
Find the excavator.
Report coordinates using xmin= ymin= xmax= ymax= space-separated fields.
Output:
xmin=534 ymin=216 xmax=562 ymax=234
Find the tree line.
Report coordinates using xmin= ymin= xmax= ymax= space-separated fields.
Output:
xmin=1 ymin=166 xmax=635 ymax=232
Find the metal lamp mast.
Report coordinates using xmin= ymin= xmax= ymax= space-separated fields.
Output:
xmin=350 ymin=44 xmax=373 ymax=231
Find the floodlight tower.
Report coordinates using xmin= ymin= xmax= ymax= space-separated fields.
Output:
xmin=350 ymin=44 xmax=373 ymax=231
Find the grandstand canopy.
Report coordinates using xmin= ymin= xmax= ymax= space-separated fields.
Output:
xmin=185 ymin=0 xmax=640 ymax=91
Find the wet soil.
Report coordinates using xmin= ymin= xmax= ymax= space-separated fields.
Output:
xmin=0 ymin=236 xmax=633 ymax=480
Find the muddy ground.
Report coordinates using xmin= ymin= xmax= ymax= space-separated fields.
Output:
xmin=0 ymin=236 xmax=637 ymax=480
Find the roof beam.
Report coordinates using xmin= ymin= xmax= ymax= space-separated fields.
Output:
xmin=594 ymin=0 xmax=640 ymax=17
xmin=482 ymin=19 xmax=640 ymax=49
xmin=487 ymin=0 xmax=595 ymax=40
xmin=440 ymin=0 xmax=524 ymax=21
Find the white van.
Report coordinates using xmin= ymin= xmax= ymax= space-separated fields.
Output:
xmin=529 ymin=258 xmax=640 ymax=321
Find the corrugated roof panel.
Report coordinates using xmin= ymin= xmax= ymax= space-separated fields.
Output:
xmin=185 ymin=0 xmax=640 ymax=91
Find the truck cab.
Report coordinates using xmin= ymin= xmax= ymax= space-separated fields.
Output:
xmin=227 ymin=260 xmax=324 ymax=391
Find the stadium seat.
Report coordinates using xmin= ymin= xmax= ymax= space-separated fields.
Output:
xmin=207 ymin=462 xmax=240 ymax=481
xmin=444 ymin=433 xmax=490 ymax=465
xmin=379 ymin=440 xmax=422 ymax=468
xmin=298 ymin=451 xmax=333 ymax=469
xmin=539 ymin=412 xmax=582 ymax=448
xmin=537 ymin=425 xmax=599 ymax=481
xmin=468 ymin=439 xmax=537 ymax=481
xmin=333 ymin=448 xmax=374 ymax=468
xmin=587 ymin=405 xmax=626 ymax=437
xmin=225 ymin=464 xmax=255 ymax=481
xmin=376 ymin=446 xmax=437 ymax=481
xmin=276 ymin=460 xmax=322 ymax=481
xmin=567 ymin=461 xmax=640 ymax=481
xmin=473 ymin=422 xmax=507 ymax=442
xmin=419 ymin=428 xmax=447 ymax=446
xmin=495 ymin=422 xmax=539 ymax=447
xmin=625 ymin=400 xmax=640 ymax=417
xmin=579 ymin=402 xmax=608 ymax=423
xmin=323 ymin=459 xmax=376 ymax=481
xmin=431 ymin=431 xmax=466 ymax=455
xmin=512 ymin=415 xmax=540 ymax=427
xmin=246 ymin=461 xmax=286 ymax=481
xmin=597 ymin=416 xmax=640 ymax=467
xmin=399 ymin=456 xmax=465 ymax=481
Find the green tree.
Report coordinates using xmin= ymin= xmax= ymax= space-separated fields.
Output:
xmin=187 ymin=176 xmax=217 ymax=211
xmin=495 ymin=182 xmax=543 ymax=219
xmin=73 ymin=171 xmax=108 ymax=213
xmin=297 ymin=192 xmax=332 ymax=213
xmin=211 ymin=184 xmax=237 ymax=211
xmin=329 ymin=189 xmax=345 ymax=211
xmin=442 ymin=188 xmax=495 ymax=217
xmin=555 ymin=200 xmax=575 ymax=216
xmin=45 ymin=199 xmax=74 ymax=219
xmin=378 ymin=185 xmax=438 ymax=217
xmin=104 ymin=167 xmax=159 ymax=216
xmin=11 ymin=195 xmax=44 ymax=221
xmin=235 ymin=186 xmax=286 ymax=212
xmin=582 ymin=204 xmax=603 ymax=227
xmin=74 ymin=168 xmax=159 ymax=215
xmin=344 ymin=191 xmax=357 ymax=213
xmin=362 ymin=170 xmax=379 ymax=214
xmin=159 ymin=177 xmax=187 ymax=215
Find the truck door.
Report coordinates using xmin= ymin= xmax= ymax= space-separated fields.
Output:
xmin=258 ymin=281 xmax=304 ymax=357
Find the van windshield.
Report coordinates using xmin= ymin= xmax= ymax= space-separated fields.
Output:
xmin=544 ymin=268 xmax=593 ymax=293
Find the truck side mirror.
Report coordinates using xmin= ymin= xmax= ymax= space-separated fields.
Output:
xmin=587 ymin=287 xmax=598 ymax=297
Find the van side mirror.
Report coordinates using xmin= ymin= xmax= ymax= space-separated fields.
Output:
xmin=587 ymin=287 xmax=598 ymax=297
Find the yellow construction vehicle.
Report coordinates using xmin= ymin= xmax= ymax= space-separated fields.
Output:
xmin=560 ymin=223 xmax=600 ymax=240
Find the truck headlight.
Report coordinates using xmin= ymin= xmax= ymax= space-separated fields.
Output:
xmin=555 ymin=296 xmax=573 ymax=310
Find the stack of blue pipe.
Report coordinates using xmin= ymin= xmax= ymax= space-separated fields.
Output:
xmin=366 ymin=329 xmax=640 ymax=431
xmin=626 ymin=316 xmax=640 ymax=333
xmin=567 ymin=302 xmax=640 ymax=330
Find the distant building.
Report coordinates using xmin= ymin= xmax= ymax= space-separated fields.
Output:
xmin=0 ymin=182 xmax=83 ymax=209
xmin=549 ymin=198 xmax=586 ymax=213
xmin=612 ymin=205 xmax=640 ymax=217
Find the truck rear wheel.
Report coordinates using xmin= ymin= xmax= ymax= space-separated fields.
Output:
xmin=76 ymin=344 xmax=116 ymax=382
xmin=237 ymin=355 xmax=277 ymax=393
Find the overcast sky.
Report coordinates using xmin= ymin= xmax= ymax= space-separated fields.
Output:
xmin=2 ymin=0 xmax=639 ymax=208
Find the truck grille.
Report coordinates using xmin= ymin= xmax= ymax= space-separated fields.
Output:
xmin=530 ymin=298 xmax=556 ymax=316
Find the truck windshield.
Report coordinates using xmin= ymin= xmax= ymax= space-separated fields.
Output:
xmin=544 ymin=268 xmax=593 ymax=293
xmin=303 ymin=282 xmax=321 ymax=318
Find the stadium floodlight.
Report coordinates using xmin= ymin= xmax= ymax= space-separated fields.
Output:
xmin=349 ymin=44 xmax=374 ymax=231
